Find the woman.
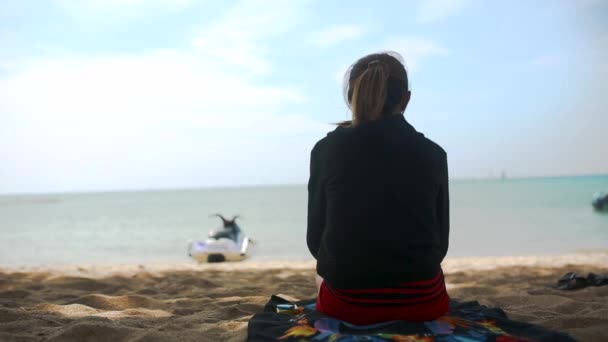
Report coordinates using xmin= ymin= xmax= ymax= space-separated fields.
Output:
xmin=307 ymin=52 xmax=450 ymax=324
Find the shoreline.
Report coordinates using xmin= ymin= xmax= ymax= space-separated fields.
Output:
xmin=2 ymin=251 xmax=607 ymax=277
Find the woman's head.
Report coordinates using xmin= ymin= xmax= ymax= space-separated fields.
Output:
xmin=343 ymin=51 xmax=410 ymax=125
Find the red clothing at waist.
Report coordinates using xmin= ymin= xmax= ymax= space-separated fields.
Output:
xmin=316 ymin=269 xmax=449 ymax=325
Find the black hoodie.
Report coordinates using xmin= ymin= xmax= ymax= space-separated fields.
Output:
xmin=307 ymin=114 xmax=449 ymax=289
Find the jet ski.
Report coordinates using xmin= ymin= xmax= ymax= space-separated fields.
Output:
xmin=188 ymin=214 xmax=253 ymax=263
xmin=592 ymin=191 xmax=608 ymax=212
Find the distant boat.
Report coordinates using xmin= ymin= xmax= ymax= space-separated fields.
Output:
xmin=592 ymin=191 xmax=608 ymax=212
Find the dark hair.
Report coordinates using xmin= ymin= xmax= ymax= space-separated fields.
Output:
xmin=343 ymin=52 xmax=409 ymax=125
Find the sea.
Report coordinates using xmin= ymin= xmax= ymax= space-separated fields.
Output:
xmin=1 ymin=175 xmax=607 ymax=267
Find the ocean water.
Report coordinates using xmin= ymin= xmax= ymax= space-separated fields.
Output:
xmin=1 ymin=176 xmax=607 ymax=267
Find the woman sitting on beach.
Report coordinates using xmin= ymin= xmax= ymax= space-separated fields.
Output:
xmin=307 ymin=52 xmax=450 ymax=324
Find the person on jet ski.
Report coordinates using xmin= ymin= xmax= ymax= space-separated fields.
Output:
xmin=209 ymin=214 xmax=241 ymax=241
xmin=593 ymin=192 xmax=608 ymax=211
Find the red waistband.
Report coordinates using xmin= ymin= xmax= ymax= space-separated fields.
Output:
xmin=316 ymin=269 xmax=449 ymax=324
xmin=333 ymin=269 xmax=445 ymax=296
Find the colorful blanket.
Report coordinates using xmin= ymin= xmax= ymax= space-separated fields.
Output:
xmin=247 ymin=296 xmax=574 ymax=342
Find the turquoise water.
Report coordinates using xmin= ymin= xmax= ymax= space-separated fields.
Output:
xmin=0 ymin=176 xmax=607 ymax=267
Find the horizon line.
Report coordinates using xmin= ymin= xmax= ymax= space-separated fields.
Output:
xmin=1 ymin=172 xmax=607 ymax=197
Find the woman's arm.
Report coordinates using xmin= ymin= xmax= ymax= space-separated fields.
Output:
xmin=438 ymin=152 xmax=450 ymax=259
xmin=307 ymin=144 xmax=326 ymax=259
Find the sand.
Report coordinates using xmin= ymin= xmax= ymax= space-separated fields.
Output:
xmin=1 ymin=253 xmax=607 ymax=342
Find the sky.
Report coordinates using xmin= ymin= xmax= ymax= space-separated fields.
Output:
xmin=0 ymin=0 xmax=607 ymax=194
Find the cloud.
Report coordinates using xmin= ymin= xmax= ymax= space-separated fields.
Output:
xmin=192 ymin=0 xmax=305 ymax=74
xmin=55 ymin=0 xmax=195 ymax=14
xmin=52 ymin=0 xmax=197 ymax=30
xmin=417 ymin=0 xmax=474 ymax=23
xmin=0 ymin=50 xmax=329 ymax=193
xmin=309 ymin=25 xmax=364 ymax=48
xmin=0 ymin=0 xmax=330 ymax=194
xmin=383 ymin=37 xmax=448 ymax=69
xmin=331 ymin=36 xmax=447 ymax=86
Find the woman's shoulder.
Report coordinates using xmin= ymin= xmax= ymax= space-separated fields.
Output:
xmin=401 ymin=119 xmax=446 ymax=158
xmin=311 ymin=125 xmax=352 ymax=154
xmin=420 ymin=135 xmax=447 ymax=158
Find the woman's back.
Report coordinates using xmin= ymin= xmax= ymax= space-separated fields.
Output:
xmin=308 ymin=113 xmax=449 ymax=289
xmin=307 ymin=51 xmax=450 ymax=323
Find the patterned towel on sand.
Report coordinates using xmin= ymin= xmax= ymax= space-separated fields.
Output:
xmin=247 ymin=296 xmax=574 ymax=342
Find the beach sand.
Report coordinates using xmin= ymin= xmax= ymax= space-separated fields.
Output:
xmin=1 ymin=253 xmax=607 ymax=342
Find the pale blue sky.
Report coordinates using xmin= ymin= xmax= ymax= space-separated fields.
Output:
xmin=1 ymin=0 xmax=607 ymax=194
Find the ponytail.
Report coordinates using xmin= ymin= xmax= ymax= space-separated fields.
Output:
xmin=342 ymin=52 xmax=409 ymax=126
xmin=350 ymin=61 xmax=389 ymax=124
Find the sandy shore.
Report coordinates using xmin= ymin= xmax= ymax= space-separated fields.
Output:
xmin=1 ymin=253 xmax=607 ymax=341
